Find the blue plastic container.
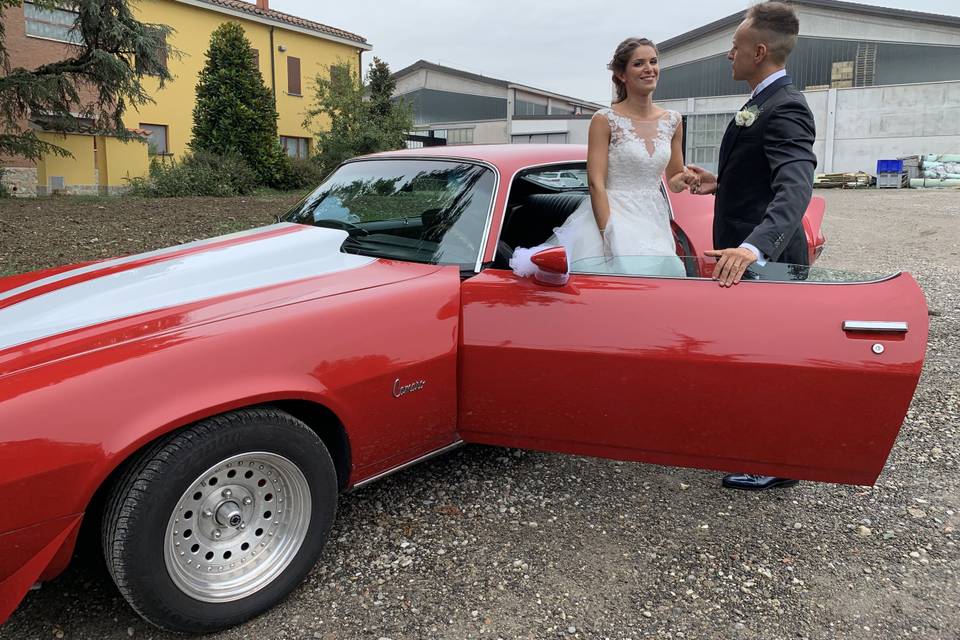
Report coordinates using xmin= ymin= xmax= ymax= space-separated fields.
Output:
xmin=877 ymin=159 xmax=904 ymax=174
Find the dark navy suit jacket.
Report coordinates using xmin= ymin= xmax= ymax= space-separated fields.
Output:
xmin=714 ymin=75 xmax=817 ymax=265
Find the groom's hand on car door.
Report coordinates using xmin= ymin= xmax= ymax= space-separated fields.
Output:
xmin=705 ymin=248 xmax=757 ymax=287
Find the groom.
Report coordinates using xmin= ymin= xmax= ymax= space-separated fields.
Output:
xmin=686 ymin=1 xmax=817 ymax=491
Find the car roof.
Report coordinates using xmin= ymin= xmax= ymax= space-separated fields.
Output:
xmin=364 ymin=144 xmax=588 ymax=171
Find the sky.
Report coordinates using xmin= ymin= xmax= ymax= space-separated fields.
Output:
xmin=271 ymin=0 xmax=960 ymax=105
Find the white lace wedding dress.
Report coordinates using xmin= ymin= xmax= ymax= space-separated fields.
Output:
xmin=510 ymin=108 xmax=686 ymax=278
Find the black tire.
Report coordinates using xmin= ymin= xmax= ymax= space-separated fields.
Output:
xmin=101 ymin=407 xmax=338 ymax=633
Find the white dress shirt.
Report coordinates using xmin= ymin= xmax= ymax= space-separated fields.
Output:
xmin=739 ymin=69 xmax=788 ymax=267
xmin=751 ymin=69 xmax=787 ymax=99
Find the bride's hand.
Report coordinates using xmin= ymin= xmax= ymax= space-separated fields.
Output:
xmin=669 ymin=169 xmax=695 ymax=193
xmin=601 ymin=226 xmax=614 ymax=258
xmin=686 ymin=165 xmax=717 ymax=195
xmin=671 ymin=167 xmax=700 ymax=193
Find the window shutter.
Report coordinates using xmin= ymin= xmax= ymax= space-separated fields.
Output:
xmin=288 ymin=57 xmax=301 ymax=95
xmin=252 ymin=48 xmax=259 ymax=70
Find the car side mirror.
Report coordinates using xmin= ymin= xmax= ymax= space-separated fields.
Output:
xmin=531 ymin=246 xmax=569 ymax=286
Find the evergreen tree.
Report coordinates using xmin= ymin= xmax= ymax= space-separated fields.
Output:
xmin=305 ymin=57 xmax=412 ymax=175
xmin=366 ymin=57 xmax=396 ymax=119
xmin=0 ymin=0 xmax=173 ymax=160
xmin=190 ymin=21 xmax=283 ymax=184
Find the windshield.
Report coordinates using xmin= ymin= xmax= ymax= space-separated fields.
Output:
xmin=282 ymin=159 xmax=496 ymax=269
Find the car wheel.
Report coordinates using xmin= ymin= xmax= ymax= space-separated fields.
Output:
xmin=101 ymin=407 xmax=338 ymax=633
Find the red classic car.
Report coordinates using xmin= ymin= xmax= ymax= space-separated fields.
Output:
xmin=0 ymin=145 xmax=926 ymax=632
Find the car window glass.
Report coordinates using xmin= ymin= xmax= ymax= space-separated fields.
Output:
xmin=522 ymin=167 xmax=589 ymax=189
xmin=282 ymin=160 xmax=495 ymax=270
xmin=569 ymin=255 xmax=892 ymax=283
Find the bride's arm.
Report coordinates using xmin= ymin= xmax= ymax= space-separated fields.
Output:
xmin=665 ymin=117 xmax=693 ymax=193
xmin=587 ymin=115 xmax=612 ymax=232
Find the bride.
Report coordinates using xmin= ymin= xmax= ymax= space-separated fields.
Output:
xmin=510 ymin=37 xmax=695 ymax=277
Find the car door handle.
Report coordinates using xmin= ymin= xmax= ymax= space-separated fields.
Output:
xmin=843 ymin=321 xmax=909 ymax=333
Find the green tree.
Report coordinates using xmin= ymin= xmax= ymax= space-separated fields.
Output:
xmin=0 ymin=0 xmax=173 ymax=160
xmin=190 ymin=21 xmax=284 ymax=185
xmin=366 ymin=56 xmax=396 ymax=119
xmin=304 ymin=57 xmax=412 ymax=174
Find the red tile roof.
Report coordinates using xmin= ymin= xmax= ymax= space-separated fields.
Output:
xmin=197 ymin=0 xmax=369 ymax=46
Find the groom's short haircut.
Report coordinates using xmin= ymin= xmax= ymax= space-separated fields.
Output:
xmin=746 ymin=1 xmax=800 ymax=65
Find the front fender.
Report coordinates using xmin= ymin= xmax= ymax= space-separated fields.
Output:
xmin=0 ymin=515 xmax=82 ymax=625
xmin=0 ymin=262 xmax=461 ymax=534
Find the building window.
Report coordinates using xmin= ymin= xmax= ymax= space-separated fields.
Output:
xmin=280 ymin=136 xmax=309 ymax=159
xmin=140 ymin=123 xmax=169 ymax=156
xmin=24 ymin=1 xmax=82 ymax=44
xmin=511 ymin=133 xmax=568 ymax=144
xmin=515 ymin=99 xmax=548 ymax=116
xmin=447 ymin=128 xmax=474 ymax=145
xmin=287 ymin=57 xmax=301 ymax=95
xmin=684 ymin=113 xmax=734 ymax=175
xmin=522 ymin=167 xmax=588 ymax=188
xmin=550 ymin=103 xmax=576 ymax=116
xmin=137 ymin=27 xmax=168 ymax=77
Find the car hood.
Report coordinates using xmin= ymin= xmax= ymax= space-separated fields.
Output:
xmin=0 ymin=223 xmax=415 ymax=365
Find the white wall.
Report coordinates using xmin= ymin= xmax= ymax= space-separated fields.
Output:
xmin=830 ymin=81 xmax=960 ymax=172
xmin=394 ymin=69 xmax=428 ymax=96
xmin=799 ymin=6 xmax=960 ymax=46
xmin=421 ymin=71 xmax=507 ymax=99
xmin=511 ymin=120 xmax=568 ymax=135
xmin=667 ymin=80 xmax=960 ymax=174
xmin=474 ymin=120 xmax=510 ymax=144
xmin=509 ymin=118 xmax=593 ymax=144
xmin=660 ymin=27 xmax=736 ymax=68
xmin=567 ymin=119 xmax=591 ymax=144
xmin=417 ymin=120 xmax=510 ymax=144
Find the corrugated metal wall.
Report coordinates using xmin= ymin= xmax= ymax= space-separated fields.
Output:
xmin=401 ymin=89 xmax=507 ymax=125
xmin=658 ymin=38 xmax=960 ymax=100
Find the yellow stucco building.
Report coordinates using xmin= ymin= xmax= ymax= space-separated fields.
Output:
xmin=3 ymin=0 xmax=370 ymax=196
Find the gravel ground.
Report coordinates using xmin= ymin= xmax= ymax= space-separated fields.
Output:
xmin=1 ymin=189 xmax=958 ymax=640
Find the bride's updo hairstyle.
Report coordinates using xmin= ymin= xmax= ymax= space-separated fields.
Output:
xmin=608 ymin=37 xmax=658 ymax=103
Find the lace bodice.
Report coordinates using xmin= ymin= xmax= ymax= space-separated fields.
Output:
xmin=509 ymin=107 xmax=683 ymax=277
xmin=597 ymin=108 xmax=681 ymax=192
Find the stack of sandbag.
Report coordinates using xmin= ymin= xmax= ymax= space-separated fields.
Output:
xmin=911 ymin=154 xmax=960 ymax=188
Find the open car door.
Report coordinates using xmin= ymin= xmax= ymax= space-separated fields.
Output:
xmin=458 ymin=258 xmax=927 ymax=485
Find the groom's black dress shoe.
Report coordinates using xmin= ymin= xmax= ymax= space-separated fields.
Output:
xmin=722 ymin=474 xmax=799 ymax=491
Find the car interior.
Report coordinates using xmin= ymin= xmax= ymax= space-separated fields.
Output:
xmin=491 ymin=164 xmax=699 ymax=276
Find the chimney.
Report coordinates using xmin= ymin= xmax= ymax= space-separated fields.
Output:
xmin=256 ymin=0 xmax=269 ymax=9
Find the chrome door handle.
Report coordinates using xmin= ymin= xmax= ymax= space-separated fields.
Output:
xmin=843 ymin=321 xmax=909 ymax=333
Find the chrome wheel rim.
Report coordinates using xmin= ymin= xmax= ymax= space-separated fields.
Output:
xmin=163 ymin=452 xmax=311 ymax=602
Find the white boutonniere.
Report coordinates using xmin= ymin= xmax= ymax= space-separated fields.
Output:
xmin=735 ymin=105 xmax=760 ymax=128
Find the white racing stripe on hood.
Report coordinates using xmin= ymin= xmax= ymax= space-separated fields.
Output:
xmin=0 ymin=223 xmax=298 ymax=304
xmin=0 ymin=225 xmax=374 ymax=352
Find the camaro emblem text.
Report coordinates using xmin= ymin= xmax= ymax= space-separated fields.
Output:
xmin=393 ymin=378 xmax=426 ymax=398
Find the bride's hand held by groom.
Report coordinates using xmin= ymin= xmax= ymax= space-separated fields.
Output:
xmin=683 ymin=165 xmax=717 ymax=195
xmin=668 ymin=165 xmax=701 ymax=193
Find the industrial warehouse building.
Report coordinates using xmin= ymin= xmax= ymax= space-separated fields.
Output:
xmin=392 ymin=60 xmax=604 ymax=147
xmin=655 ymin=0 xmax=960 ymax=175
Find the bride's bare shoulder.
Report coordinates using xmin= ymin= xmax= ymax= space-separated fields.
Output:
xmin=590 ymin=108 xmax=613 ymax=129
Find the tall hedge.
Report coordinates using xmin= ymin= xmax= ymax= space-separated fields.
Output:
xmin=191 ymin=22 xmax=284 ymax=185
